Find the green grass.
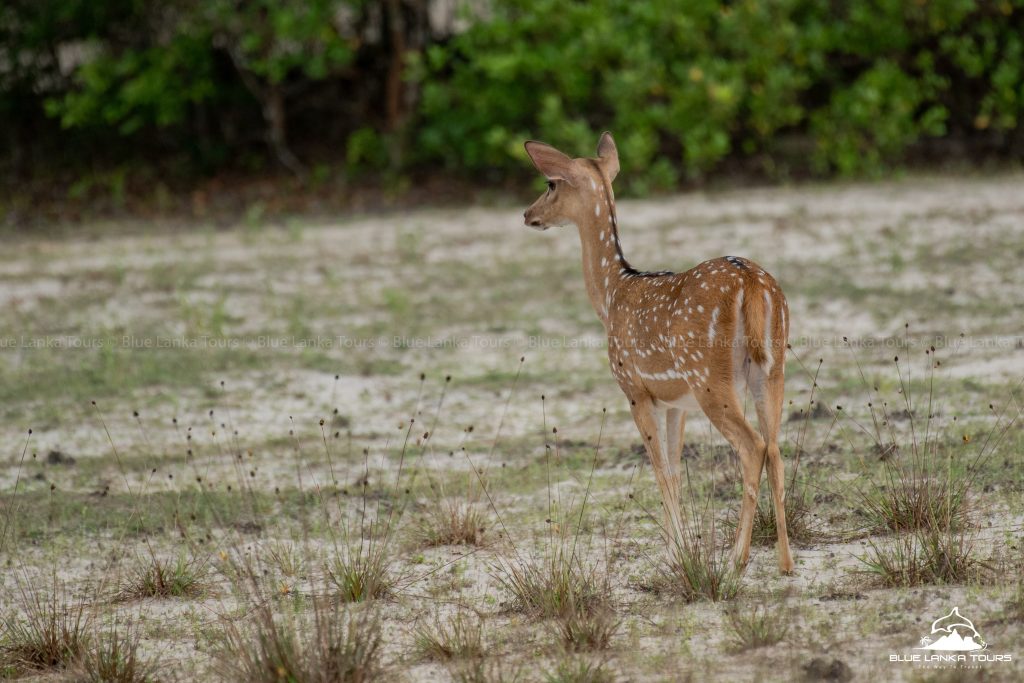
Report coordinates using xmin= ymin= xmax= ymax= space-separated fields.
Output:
xmin=0 ymin=489 xmax=321 ymax=548
xmin=116 ymin=553 xmax=208 ymax=600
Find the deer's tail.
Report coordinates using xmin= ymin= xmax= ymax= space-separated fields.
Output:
xmin=742 ymin=288 xmax=773 ymax=372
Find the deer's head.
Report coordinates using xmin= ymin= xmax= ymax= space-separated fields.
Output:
xmin=522 ymin=132 xmax=620 ymax=231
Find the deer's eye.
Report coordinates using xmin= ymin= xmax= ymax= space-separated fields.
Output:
xmin=547 ymin=180 xmax=555 ymax=191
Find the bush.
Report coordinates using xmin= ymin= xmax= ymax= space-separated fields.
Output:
xmin=414 ymin=0 xmax=1024 ymax=184
xmin=3 ymin=1 xmax=1024 ymax=193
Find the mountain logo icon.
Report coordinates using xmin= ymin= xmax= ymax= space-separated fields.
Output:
xmin=916 ymin=607 xmax=987 ymax=651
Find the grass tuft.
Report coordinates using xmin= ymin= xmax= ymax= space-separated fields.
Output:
xmin=216 ymin=600 xmax=382 ymax=683
xmin=451 ymin=658 xmax=523 ymax=683
xmin=414 ymin=610 xmax=485 ymax=661
xmin=79 ymin=618 xmax=155 ymax=682
xmin=0 ymin=576 xmax=90 ymax=676
xmin=648 ymin=523 xmax=741 ymax=602
xmin=413 ymin=498 xmax=486 ymax=548
xmin=556 ymin=607 xmax=619 ymax=652
xmin=749 ymin=483 xmax=818 ymax=546
xmin=862 ymin=463 xmax=971 ymax=534
xmin=861 ymin=528 xmax=986 ymax=587
xmin=492 ymin=543 xmax=608 ymax=619
xmin=117 ymin=553 xmax=207 ymax=600
xmin=265 ymin=540 xmax=306 ymax=578
xmin=724 ymin=601 xmax=791 ymax=651
xmin=327 ymin=542 xmax=394 ymax=602
xmin=544 ymin=657 xmax=613 ymax=683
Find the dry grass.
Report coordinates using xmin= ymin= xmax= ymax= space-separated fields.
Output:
xmin=265 ymin=540 xmax=306 ymax=578
xmin=414 ymin=610 xmax=485 ymax=661
xmin=647 ymin=522 xmax=742 ymax=603
xmin=861 ymin=528 xmax=987 ymax=587
xmin=216 ymin=599 xmax=383 ymax=683
xmin=78 ymin=618 xmax=155 ymax=683
xmin=0 ymin=575 xmax=91 ymax=677
xmin=492 ymin=543 xmax=609 ymax=619
xmin=861 ymin=463 xmax=971 ymax=534
xmin=544 ymin=657 xmax=614 ymax=683
xmin=413 ymin=497 xmax=486 ymax=548
xmin=748 ymin=483 xmax=818 ymax=546
xmin=451 ymin=658 xmax=524 ymax=683
xmin=556 ymin=607 xmax=620 ymax=652
xmin=724 ymin=600 xmax=791 ymax=651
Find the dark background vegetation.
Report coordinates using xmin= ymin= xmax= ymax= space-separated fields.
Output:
xmin=2 ymin=0 xmax=1023 ymax=225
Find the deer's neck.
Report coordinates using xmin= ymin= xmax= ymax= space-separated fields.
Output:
xmin=576 ymin=171 xmax=632 ymax=327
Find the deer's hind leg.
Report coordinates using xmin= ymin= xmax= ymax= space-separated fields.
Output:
xmin=694 ymin=381 xmax=766 ymax=570
xmin=752 ymin=365 xmax=794 ymax=574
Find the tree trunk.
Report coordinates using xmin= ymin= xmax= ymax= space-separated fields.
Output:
xmin=263 ymin=84 xmax=307 ymax=178
xmin=385 ymin=0 xmax=406 ymax=133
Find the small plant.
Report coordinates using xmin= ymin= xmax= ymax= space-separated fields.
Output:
xmin=839 ymin=345 xmax=977 ymax=538
xmin=452 ymin=658 xmax=523 ymax=683
xmin=861 ymin=461 xmax=971 ymax=534
xmin=748 ymin=482 xmax=818 ymax=546
xmin=78 ymin=618 xmax=155 ymax=683
xmin=724 ymin=601 xmax=791 ymax=651
xmin=117 ymin=553 xmax=207 ymax=600
xmin=414 ymin=610 xmax=484 ymax=661
xmin=492 ymin=543 xmax=608 ymax=619
xmin=265 ymin=540 xmax=306 ymax=578
xmin=327 ymin=541 xmax=394 ymax=602
xmin=413 ymin=497 xmax=486 ymax=548
xmin=0 ymin=575 xmax=90 ymax=676
xmin=861 ymin=527 xmax=985 ymax=587
xmin=556 ymin=607 xmax=619 ymax=652
xmin=544 ymin=657 xmax=613 ymax=683
xmin=216 ymin=600 xmax=382 ymax=683
xmin=648 ymin=522 xmax=741 ymax=602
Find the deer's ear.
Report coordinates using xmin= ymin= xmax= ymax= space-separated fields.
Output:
xmin=596 ymin=131 xmax=619 ymax=182
xmin=524 ymin=141 xmax=576 ymax=186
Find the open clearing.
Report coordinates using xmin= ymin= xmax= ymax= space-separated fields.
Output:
xmin=2 ymin=175 xmax=1023 ymax=681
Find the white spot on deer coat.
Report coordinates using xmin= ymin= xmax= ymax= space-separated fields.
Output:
xmin=708 ymin=306 xmax=720 ymax=342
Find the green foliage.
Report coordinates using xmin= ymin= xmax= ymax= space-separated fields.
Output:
xmin=201 ymin=0 xmax=358 ymax=83
xmin=416 ymin=0 xmax=1024 ymax=185
xmin=3 ymin=0 xmax=1024 ymax=190
xmin=48 ymin=35 xmax=217 ymax=135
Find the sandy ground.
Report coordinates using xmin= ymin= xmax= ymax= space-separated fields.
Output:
xmin=2 ymin=173 xmax=1023 ymax=681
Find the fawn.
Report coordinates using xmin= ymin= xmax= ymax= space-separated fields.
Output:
xmin=522 ymin=132 xmax=793 ymax=574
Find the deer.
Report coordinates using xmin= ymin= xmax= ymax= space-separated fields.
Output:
xmin=522 ymin=132 xmax=794 ymax=574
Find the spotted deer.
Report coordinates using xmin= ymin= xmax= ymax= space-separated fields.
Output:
xmin=522 ymin=132 xmax=793 ymax=574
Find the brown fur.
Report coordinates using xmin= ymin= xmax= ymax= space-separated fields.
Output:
xmin=741 ymin=287 xmax=769 ymax=367
xmin=523 ymin=133 xmax=794 ymax=574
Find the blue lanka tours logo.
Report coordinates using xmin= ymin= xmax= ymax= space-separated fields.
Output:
xmin=890 ymin=607 xmax=1012 ymax=666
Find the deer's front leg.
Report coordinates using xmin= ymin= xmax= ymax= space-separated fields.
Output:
xmin=629 ymin=396 xmax=685 ymax=551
